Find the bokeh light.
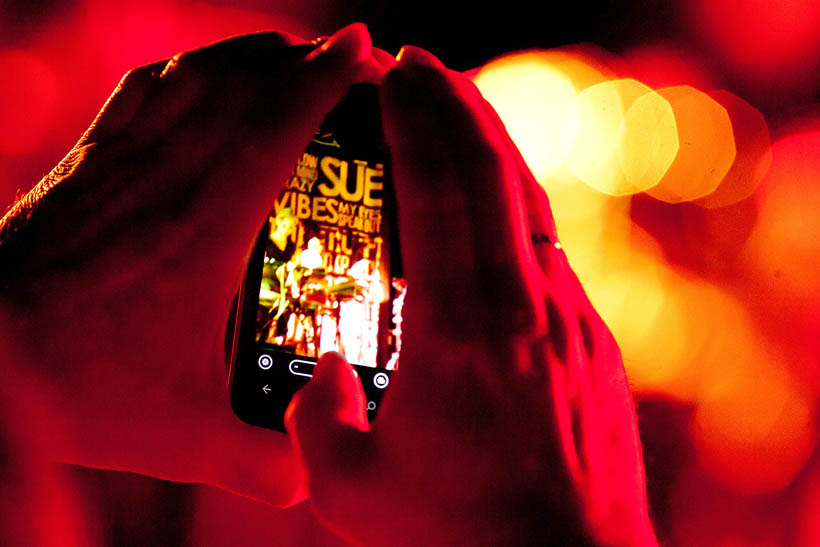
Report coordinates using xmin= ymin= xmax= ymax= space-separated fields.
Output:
xmin=473 ymin=49 xmax=612 ymax=181
xmin=582 ymin=229 xmax=698 ymax=399
xmin=646 ymin=85 xmax=736 ymax=203
xmin=695 ymin=90 xmax=772 ymax=208
xmin=565 ymin=78 xmax=677 ymax=196
xmin=692 ymin=358 xmax=817 ymax=494
xmin=741 ymin=127 xmax=820 ymax=300
xmin=472 ymin=48 xmax=623 ymax=274
xmin=616 ymin=91 xmax=678 ymax=194
xmin=474 ymin=44 xmax=820 ymax=502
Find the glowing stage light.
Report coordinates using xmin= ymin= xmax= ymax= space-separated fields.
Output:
xmin=695 ymin=91 xmax=772 ymax=208
xmin=741 ymin=128 xmax=820 ymax=299
xmin=473 ymin=49 xmax=611 ymax=181
xmin=564 ymin=79 xmax=677 ymax=196
xmin=0 ymin=49 xmax=59 ymax=157
xmin=646 ymin=86 xmax=735 ymax=203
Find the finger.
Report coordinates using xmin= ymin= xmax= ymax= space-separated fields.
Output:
xmin=372 ymin=47 xmax=397 ymax=71
xmin=164 ymin=28 xmax=306 ymax=73
xmin=474 ymin=84 xmax=610 ymax=368
xmin=381 ymin=46 xmax=546 ymax=346
xmin=126 ymin=25 xmax=361 ymax=146
xmin=80 ymin=59 xmax=171 ymax=144
xmin=202 ymin=402 xmax=309 ymax=508
xmin=284 ymin=352 xmax=372 ymax=508
xmin=188 ymin=23 xmax=372 ymax=244
xmin=468 ymin=85 xmax=617 ymax=494
xmin=473 ymin=94 xmax=568 ymax=280
xmin=91 ymin=32 xmax=307 ymax=151
xmin=84 ymin=24 xmax=370 ymax=303
xmin=358 ymin=47 xmax=396 ymax=84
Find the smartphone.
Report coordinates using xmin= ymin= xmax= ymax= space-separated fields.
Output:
xmin=229 ymin=83 xmax=404 ymax=432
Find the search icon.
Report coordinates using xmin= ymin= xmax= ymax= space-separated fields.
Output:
xmin=366 ymin=401 xmax=377 ymax=411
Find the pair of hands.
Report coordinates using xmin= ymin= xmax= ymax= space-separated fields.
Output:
xmin=0 ymin=23 xmax=655 ymax=546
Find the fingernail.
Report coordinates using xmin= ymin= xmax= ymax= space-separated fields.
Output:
xmin=395 ymin=45 xmax=446 ymax=71
xmin=305 ymin=22 xmax=371 ymax=63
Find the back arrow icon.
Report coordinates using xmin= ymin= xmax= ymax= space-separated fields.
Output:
xmin=262 ymin=384 xmax=271 ymax=395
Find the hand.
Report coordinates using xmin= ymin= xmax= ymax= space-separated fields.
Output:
xmin=286 ymin=47 xmax=658 ymax=545
xmin=0 ymin=23 xmax=375 ymax=506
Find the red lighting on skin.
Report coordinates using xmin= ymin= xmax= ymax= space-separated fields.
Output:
xmin=190 ymin=487 xmax=347 ymax=547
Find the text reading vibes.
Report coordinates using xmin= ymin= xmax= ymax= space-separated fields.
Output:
xmin=275 ymin=152 xmax=384 ymax=234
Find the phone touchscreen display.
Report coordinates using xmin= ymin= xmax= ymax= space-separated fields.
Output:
xmin=257 ymin=147 xmax=402 ymax=368
xmin=230 ymin=84 xmax=403 ymax=430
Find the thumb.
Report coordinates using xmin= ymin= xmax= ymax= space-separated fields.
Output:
xmin=285 ymin=352 xmax=372 ymax=485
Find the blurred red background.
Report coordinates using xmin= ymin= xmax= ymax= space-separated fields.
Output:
xmin=2 ymin=1 xmax=819 ymax=545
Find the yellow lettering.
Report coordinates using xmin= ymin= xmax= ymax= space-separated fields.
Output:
xmin=342 ymin=160 xmax=366 ymax=202
xmin=334 ymin=254 xmax=350 ymax=274
xmin=274 ymin=191 xmax=291 ymax=215
xmin=337 ymin=233 xmax=352 ymax=255
xmin=296 ymin=193 xmax=311 ymax=219
xmin=324 ymin=198 xmax=339 ymax=224
xmin=312 ymin=196 xmax=328 ymax=222
xmin=318 ymin=157 xmax=347 ymax=197
xmin=363 ymin=164 xmax=384 ymax=207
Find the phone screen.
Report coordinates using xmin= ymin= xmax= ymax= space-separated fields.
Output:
xmin=230 ymin=84 xmax=404 ymax=431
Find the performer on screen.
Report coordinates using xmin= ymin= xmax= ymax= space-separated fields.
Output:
xmin=266 ymin=208 xmax=298 ymax=265
xmin=260 ymin=208 xmax=301 ymax=344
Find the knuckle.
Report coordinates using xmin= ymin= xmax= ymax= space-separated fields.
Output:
xmin=118 ymin=58 xmax=170 ymax=89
